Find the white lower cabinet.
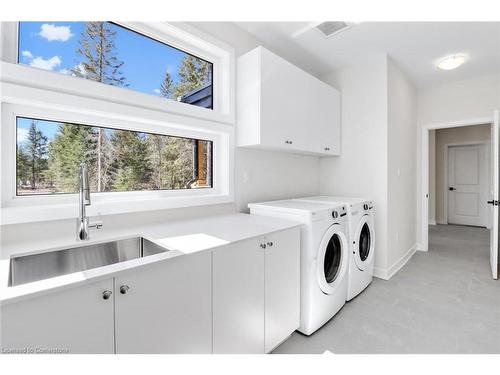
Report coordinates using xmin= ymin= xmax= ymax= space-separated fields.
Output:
xmin=213 ymin=237 xmax=265 ymax=353
xmin=114 ymin=251 xmax=212 ymax=353
xmin=1 ymin=278 xmax=115 ymax=354
xmin=213 ymin=227 xmax=300 ymax=354
xmin=1 ymin=227 xmax=300 ymax=354
xmin=264 ymin=229 xmax=300 ymax=353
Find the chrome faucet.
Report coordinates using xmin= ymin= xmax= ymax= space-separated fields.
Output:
xmin=77 ymin=163 xmax=103 ymax=240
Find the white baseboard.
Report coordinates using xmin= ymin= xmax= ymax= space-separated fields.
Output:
xmin=429 ymin=219 xmax=436 ymax=225
xmin=373 ymin=243 xmax=418 ymax=280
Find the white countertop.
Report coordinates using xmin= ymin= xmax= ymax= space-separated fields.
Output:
xmin=0 ymin=213 xmax=300 ymax=306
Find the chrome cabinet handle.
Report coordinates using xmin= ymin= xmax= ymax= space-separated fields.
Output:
xmin=119 ymin=285 xmax=130 ymax=295
xmin=266 ymin=241 xmax=274 ymax=247
xmin=102 ymin=290 xmax=112 ymax=300
xmin=260 ymin=243 xmax=267 ymax=249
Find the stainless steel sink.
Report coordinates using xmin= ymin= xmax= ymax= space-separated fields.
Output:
xmin=9 ymin=237 xmax=168 ymax=287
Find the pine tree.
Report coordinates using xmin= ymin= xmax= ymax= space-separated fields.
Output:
xmin=47 ymin=123 xmax=97 ymax=193
xmin=72 ymin=22 xmax=127 ymax=191
xmin=111 ymin=130 xmax=151 ymax=191
xmin=72 ymin=22 xmax=127 ymax=86
xmin=25 ymin=121 xmax=48 ymax=190
xmin=161 ymin=137 xmax=195 ymax=189
xmin=160 ymin=71 xmax=174 ymax=99
xmin=146 ymin=134 xmax=165 ymax=189
xmin=172 ymin=55 xmax=211 ymax=100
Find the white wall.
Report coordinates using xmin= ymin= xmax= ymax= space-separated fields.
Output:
xmin=321 ymin=55 xmax=418 ymax=278
xmin=320 ymin=55 xmax=390 ymax=275
xmin=189 ymin=22 xmax=321 ymax=212
xmin=387 ymin=58 xmax=418 ymax=273
xmin=416 ymin=74 xmax=500 ymax=248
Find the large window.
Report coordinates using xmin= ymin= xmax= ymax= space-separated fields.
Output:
xmin=16 ymin=116 xmax=213 ymax=196
xmin=17 ymin=22 xmax=213 ymax=109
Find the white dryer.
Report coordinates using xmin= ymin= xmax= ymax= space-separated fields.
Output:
xmin=295 ymin=196 xmax=375 ymax=301
xmin=248 ymin=199 xmax=349 ymax=335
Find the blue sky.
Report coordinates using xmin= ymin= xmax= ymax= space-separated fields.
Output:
xmin=18 ymin=22 xmax=208 ymax=97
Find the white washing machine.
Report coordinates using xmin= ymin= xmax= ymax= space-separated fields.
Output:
xmin=295 ymin=196 xmax=375 ymax=301
xmin=248 ymin=199 xmax=349 ymax=335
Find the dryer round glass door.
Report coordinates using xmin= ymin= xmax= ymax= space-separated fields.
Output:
xmin=324 ymin=234 xmax=342 ymax=283
xmin=359 ymin=223 xmax=371 ymax=261
xmin=317 ymin=224 xmax=349 ymax=295
xmin=353 ymin=215 xmax=375 ymax=271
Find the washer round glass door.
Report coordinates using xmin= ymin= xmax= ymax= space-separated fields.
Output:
xmin=317 ymin=224 xmax=348 ymax=295
xmin=353 ymin=215 xmax=375 ymax=271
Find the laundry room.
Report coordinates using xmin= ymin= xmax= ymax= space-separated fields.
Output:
xmin=0 ymin=1 xmax=499 ymax=373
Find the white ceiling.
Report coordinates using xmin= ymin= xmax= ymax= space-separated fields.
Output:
xmin=235 ymin=22 xmax=500 ymax=88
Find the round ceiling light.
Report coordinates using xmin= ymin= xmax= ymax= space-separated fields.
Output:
xmin=437 ymin=54 xmax=468 ymax=70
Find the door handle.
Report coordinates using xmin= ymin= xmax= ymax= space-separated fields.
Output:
xmin=487 ymin=200 xmax=499 ymax=206
xmin=449 ymin=187 xmax=456 ymax=191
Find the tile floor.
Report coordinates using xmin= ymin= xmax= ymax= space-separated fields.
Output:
xmin=274 ymin=224 xmax=500 ymax=354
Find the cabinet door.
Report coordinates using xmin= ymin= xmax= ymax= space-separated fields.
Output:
xmin=264 ymin=228 xmax=301 ymax=353
xmin=213 ymin=239 xmax=265 ymax=353
xmin=260 ymin=48 xmax=308 ymax=151
xmin=307 ymin=79 xmax=341 ymax=155
xmin=0 ymin=279 xmax=114 ymax=354
xmin=114 ymin=252 xmax=212 ymax=354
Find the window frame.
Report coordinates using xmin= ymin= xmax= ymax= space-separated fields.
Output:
xmin=0 ymin=22 xmax=235 ymax=225
xmin=1 ymin=103 xmax=234 ymax=225
xmin=14 ymin=115 xmax=214 ymax=197
xmin=1 ymin=21 xmax=235 ymax=124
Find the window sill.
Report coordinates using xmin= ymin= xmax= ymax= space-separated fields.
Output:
xmin=1 ymin=192 xmax=234 ymax=225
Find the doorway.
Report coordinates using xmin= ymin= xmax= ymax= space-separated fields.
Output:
xmin=420 ymin=112 xmax=499 ymax=280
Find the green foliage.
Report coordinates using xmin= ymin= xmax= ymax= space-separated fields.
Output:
xmin=110 ymin=130 xmax=152 ymax=191
xmin=171 ymin=55 xmax=211 ymax=100
xmin=46 ymin=123 xmax=96 ymax=192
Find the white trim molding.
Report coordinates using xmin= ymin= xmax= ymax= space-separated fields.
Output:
xmin=419 ymin=116 xmax=493 ymax=252
xmin=374 ymin=243 xmax=418 ymax=280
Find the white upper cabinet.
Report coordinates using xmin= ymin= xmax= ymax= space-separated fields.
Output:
xmin=237 ymin=46 xmax=341 ymax=156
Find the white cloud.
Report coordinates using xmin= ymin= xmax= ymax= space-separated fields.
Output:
xmin=153 ymin=89 xmax=161 ymax=94
xmin=17 ymin=128 xmax=29 ymax=143
xmin=29 ymin=55 xmax=61 ymax=71
xmin=38 ymin=24 xmax=74 ymax=42
xmin=59 ymin=68 xmax=70 ymax=75
xmin=21 ymin=50 xmax=33 ymax=59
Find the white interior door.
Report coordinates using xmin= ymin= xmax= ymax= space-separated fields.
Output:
xmin=489 ymin=110 xmax=499 ymax=279
xmin=447 ymin=144 xmax=488 ymax=226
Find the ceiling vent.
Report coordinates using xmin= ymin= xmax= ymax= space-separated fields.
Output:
xmin=315 ymin=21 xmax=352 ymax=38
